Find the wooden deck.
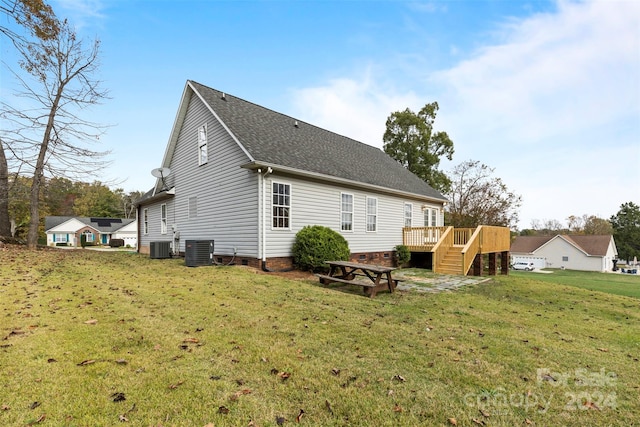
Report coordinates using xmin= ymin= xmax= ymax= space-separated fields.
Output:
xmin=402 ymin=226 xmax=511 ymax=276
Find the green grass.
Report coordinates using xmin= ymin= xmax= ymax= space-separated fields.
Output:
xmin=511 ymin=269 xmax=640 ymax=298
xmin=1 ymin=247 xmax=639 ymax=426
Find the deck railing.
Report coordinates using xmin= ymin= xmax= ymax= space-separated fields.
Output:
xmin=403 ymin=225 xmax=511 ymax=275
xmin=461 ymin=226 xmax=511 ymax=275
xmin=402 ymin=226 xmax=448 ymax=251
xmin=461 ymin=227 xmax=482 ymax=276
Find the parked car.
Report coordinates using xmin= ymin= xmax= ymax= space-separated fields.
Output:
xmin=512 ymin=262 xmax=535 ymax=271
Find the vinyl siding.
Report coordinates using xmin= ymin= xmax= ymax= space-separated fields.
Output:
xmin=154 ymin=94 xmax=258 ymax=256
xmin=535 ymin=239 xmax=604 ymax=271
xmin=263 ymin=174 xmax=443 ymax=257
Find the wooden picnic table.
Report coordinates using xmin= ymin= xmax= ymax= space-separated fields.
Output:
xmin=316 ymin=260 xmax=399 ymax=298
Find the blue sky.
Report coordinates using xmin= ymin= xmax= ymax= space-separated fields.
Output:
xmin=2 ymin=0 xmax=638 ymax=229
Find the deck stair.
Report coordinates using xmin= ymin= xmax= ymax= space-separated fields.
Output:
xmin=403 ymin=225 xmax=512 ymax=276
xmin=439 ymin=245 xmax=464 ymax=275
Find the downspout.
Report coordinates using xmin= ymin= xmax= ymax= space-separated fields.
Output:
xmin=136 ymin=204 xmax=141 ymax=254
xmin=260 ymin=167 xmax=273 ymax=271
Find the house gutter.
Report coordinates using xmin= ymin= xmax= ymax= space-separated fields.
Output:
xmin=241 ymin=161 xmax=448 ymax=204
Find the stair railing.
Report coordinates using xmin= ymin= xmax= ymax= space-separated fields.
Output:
xmin=460 ymin=226 xmax=482 ymax=275
xmin=431 ymin=226 xmax=453 ymax=274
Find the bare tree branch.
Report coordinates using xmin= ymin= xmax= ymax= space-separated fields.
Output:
xmin=1 ymin=19 xmax=110 ymax=247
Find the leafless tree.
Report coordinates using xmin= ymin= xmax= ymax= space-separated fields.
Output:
xmin=1 ymin=18 xmax=110 ymax=247
xmin=446 ymin=160 xmax=522 ymax=228
xmin=0 ymin=0 xmax=58 ymax=240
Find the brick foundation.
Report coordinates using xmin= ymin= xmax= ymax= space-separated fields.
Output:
xmin=139 ymin=247 xmax=397 ymax=270
xmin=349 ymin=251 xmax=395 ymax=267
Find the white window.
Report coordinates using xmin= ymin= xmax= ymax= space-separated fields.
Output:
xmin=160 ymin=204 xmax=167 ymax=234
xmin=423 ymin=207 xmax=438 ymax=227
xmin=54 ymin=234 xmax=67 ymax=243
xmin=341 ymin=193 xmax=353 ymax=231
xmin=272 ymin=182 xmax=290 ymax=229
xmin=198 ymin=124 xmax=208 ymax=165
xmin=143 ymin=208 xmax=149 ymax=234
xmin=83 ymin=230 xmax=94 ymax=242
xmin=188 ymin=196 xmax=197 ymax=219
xmin=404 ymin=203 xmax=413 ymax=227
xmin=366 ymin=197 xmax=377 ymax=232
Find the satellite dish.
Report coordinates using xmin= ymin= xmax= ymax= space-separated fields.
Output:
xmin=151 ymin=167 xmax=171 ymax=178
xmin=151 ymin=167 xmax=171 ymax=191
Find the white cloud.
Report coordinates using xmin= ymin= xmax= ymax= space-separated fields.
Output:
xmin=289 ymin=68 xmax=422 ymax=148
xmin=53 ymin=0 xmax=106 ymax=31
xmin=289 ymin=0 xmax=640 ymax=228
xmin=435 ymin=0 xmax=640 ymax=147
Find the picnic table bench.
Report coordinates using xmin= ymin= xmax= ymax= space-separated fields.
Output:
xmin=316 ymin=260 xmax=400 ymax=298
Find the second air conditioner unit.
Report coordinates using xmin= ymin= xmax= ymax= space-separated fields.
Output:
xmin=185 ymin=240 xmax=214 ymax=267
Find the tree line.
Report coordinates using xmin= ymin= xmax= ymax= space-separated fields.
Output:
xmin=6 ymin=176 xmax=143 ymax=241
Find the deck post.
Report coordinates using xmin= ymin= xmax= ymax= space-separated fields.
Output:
xmin=500 ymin=251 xmax=510 ymax=275
xmin=472 ymin=254 xmax=483 ymax=276
xmin=488 ymin=253 xmax=497 ymax=275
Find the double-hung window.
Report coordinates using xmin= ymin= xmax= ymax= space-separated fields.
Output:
xmin=160 ymin=203 xmax=167 ymax=234
xmin=197 ymin=124 xmax=208 ymax=165
xmin=366 ymin=197 xmax=377 ymax=232
xmin=404 ymin=203 xmax=412 ymax=227
xmin=423 ymin=208 xmax=431 ymax=227
xmin=431 ymin=208 xmax=438 ymax=226
xmin=341 ymin=193 xmax=353 ymax=231
xmin=272 ymin=182 xmax=290 ymax=229
xmin=54 ymin=234 xmax=67 ymax=243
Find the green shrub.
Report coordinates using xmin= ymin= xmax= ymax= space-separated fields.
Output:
xmin=292 ymin=225 xmax=350 ymax=272
xmin=394 ymin=244 xmax=411 ymax=267
xmin=80 ymin=234 xmax=87 ymax=248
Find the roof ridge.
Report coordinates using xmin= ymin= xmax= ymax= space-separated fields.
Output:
xmin=189 ymin=80 xmax=388 ymax=154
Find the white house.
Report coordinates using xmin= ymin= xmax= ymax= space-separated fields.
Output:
xmin=510 ymin=235 xmax=618 ymax=272
xmin=136 ymin=80 xmax=448 ymax=270
xmin=45 ymin=216 xmax=137 ymax=248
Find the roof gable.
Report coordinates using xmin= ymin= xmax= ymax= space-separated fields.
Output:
xmin=159 ymin=80 xmax=447 ymax=202
xmin=563 ymin=235 xmax=615 ymax=257
xmin=511 ymin=234 xmax=615 ymax=257
xmin=45 ymin=217 xmax=93 ymax=233
xmin=45 ymin=216 xmax=135 ymax=233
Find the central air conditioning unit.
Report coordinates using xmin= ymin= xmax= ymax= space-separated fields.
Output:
xmin=185 ymin=240 xmax=214 ymax=267
xmin=150 ymin=241 xmax=171 ymax=259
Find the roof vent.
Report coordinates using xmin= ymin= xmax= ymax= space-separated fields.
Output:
xmin=221 ymin=92 xmax=226 ymax=100
xmin=294 ymin=120 xmax=299 ymax=128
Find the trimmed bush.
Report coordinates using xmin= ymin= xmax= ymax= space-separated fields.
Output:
xmin=292 ymin=225 xmax=350 ymax=272
xmin=109 ymin=238 xmax=125 ymax=248
xmin=394 ymin=244 xmax=411 ymax=267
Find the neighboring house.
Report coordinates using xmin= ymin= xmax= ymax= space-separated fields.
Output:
xmin=510 ymin=235 xmax=618 ymax=272
xmin=137 ymin=80 xmax=447 ymax=269
xmin=45 ymin=216 xmax=138 ymax=248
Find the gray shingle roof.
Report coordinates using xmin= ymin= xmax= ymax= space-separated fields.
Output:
xmin=190 ymin=81 xmax=446 ymax=201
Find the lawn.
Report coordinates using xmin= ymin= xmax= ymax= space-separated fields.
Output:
xmin=510 ymin=269 xmax=640 ymax=299
xmin=1 ymin=247 xmax=639 ymax=426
